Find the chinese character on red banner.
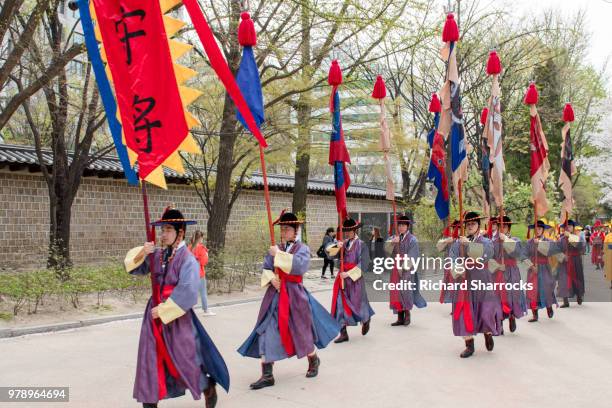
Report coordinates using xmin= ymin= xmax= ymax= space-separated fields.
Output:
xmin=93 ymin=0 xmax=188 ymax=180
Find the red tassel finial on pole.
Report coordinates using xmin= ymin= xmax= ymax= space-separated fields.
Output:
xmin=238 ymin=12 xmax=257 ymax=46
xmin=480 ymin=107 xmax=489 ymax=126
xmin=442 ymin=13 xmax=459 ymax=43
xmin=486 ymin=50 xmax=502 ymax=75
xmin=524 ymin=82 xmax=539 ymax=105
xmin=371 ymin=75 xmax=387 ymax=99
xmin=328 ymin=60 xmax=343 ymax=86
xmin=563 ymin=103 xmax=575 ymax=122
xmin=429 ymin=93 xmax=441 ymax=113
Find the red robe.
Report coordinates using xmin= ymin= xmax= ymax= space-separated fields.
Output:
xmin=591 ymin=231 xmax=605 ymax=267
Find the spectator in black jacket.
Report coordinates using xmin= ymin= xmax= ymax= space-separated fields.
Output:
xmin=321 ymin=227 xmax=337 ymax=279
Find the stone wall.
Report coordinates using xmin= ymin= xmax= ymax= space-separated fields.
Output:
xmin=0 ymin=169 xmax=393 ymax=270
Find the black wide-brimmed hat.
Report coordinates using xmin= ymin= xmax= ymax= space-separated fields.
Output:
xmin=397 ymin=214 xmax=412 ymax=226
xmin=273 ymin=209 xmax=304 ymax=226
xmin=342 ymin=218 xmax=361 ymax=232
xmin=151 ymin=207 xmax=197 ymax=227
xmin=490 ymin=215 xmax=514 ymax=225
xmin=528 ymin=219 xmax=551 ymax=230
xmin=463 ymin=211 xmax=485 ymax=223
xmin=560 ymin=219 xmax=578 ymax=228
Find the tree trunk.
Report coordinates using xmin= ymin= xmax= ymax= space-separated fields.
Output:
xmin=206 ymin=92 xmax=238 ymax=256
xmin=48 ymin=192 xmax=74 ymax=275
xmin=292 ymin=102 xmax=312 ymax=221
xmin=291 ymin=2 xmax=312 ymax=241
xmin=47 ymin=154 xmax=75 ymax=275
xmin=204 ymin=0 xmax=241 ymax=258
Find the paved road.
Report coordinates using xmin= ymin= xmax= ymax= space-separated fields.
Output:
xmin=1 ymin=259 xmax=611 ymax=408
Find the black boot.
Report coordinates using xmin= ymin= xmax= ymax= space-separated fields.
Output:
xmin=306 ymin=354 xmax=320 ymax=378
xmin=391 ymin=311 xmax=405 ymax=326
xmin=528 ymin=309 xmax=538 ymax=322
xmin=577 ymin=295 xmax=583 ymax=305
xmin=204 ymin=382 xmax=217 ymax=408
xmin=361 ymin=319 xmax=371 ymax=336
xmin=484 ymin=333 xmax=495 ymax=351
xmin=460 ymin=338 xmax=475 ymax=358
xmin=560 ymin=297 xmax=570 ymax=308
xmin=143 ymin=404 xmax=157 ymax=408
xmin=404 ymin=310 xmax=411 ymax=326
xmin=334 ymin=326 xmax=349 ymax=343
xmin=547 ymin=306 xmax=554 ymax=318
xmin=250 ymin=362 xmax=274 ymax=390
xmin=509 ymin=315 xmax=516 ymax=332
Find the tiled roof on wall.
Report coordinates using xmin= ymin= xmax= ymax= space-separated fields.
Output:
xmin=0 ymin=143 xmax=399 ymax=199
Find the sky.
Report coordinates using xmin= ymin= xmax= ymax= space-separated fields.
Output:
xmin=506 ymin=0 xmax=612 ymax=90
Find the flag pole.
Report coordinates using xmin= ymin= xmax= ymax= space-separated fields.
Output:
xmin=533 ymin=204 xmax=538 ymax=267
xmin=459 ymin=179 xmax=464 ymax=236
xmin=338 ymin=214 xmax=345 ymax=289
xmin=258 ymin=144 xmax=276 ymax=246
xmin=140 ymin=181 xmax=160 ymax=305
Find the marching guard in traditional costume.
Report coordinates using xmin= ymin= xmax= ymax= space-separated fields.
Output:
xmin=604 ymin=225 xmax=612 ymax=289
xmin=556 ymin=219 xmax=586 ymax=307
xmin=590 ymin=220 xmax=605 ymax=270
xmin=384 ymin=215 xmax=427 ymax=326
xmin=437 ymin=220 xmax=460 ymax=305
xmin=449 ymin=211 xmax=502 ymax=358
xmin=125 ymin=207 xmax=229 ymax=408
xmin=238 ymin=211 xmax=340 ymax=390
xmin=326 ymin=218 xmax=375 ymax=343
xmin=524 ymin=220 xmax=557 ymax=322
xmin=488 ymin=215 xmax=527 ymax=332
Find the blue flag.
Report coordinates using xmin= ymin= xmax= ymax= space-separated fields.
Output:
xmin=236 ymin=46 xmax=264 ymax=129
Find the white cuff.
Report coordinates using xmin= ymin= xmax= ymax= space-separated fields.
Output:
xmin=261 ymin=269 xmax=275 ymax=287
xmin=537 ymin=241 xmax=551 ymax=256
xmin=467 ymin=242 xmax=484 ymax=259
xmin=157 ymin=297 xmax=186 ymax=324
xmin=274 ymin=251 xmax=293 ymax=274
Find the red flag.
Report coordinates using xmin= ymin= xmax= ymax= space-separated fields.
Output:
xmin=93 ymin=0 xmax=188 ymax=181
xmin=525 ymin=83 xmax=550 ymax=216
xmin=328 ymin=61 xmax=351 ymax=219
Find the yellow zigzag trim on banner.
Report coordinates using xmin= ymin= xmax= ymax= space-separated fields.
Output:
xmin=92 ymin=0 xmax=203 ymax=189
xmin=160 ymin=0 xmax=183 ymax=14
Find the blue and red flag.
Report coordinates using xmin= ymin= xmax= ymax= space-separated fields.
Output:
xmin=426 ymin=93 xmax=449 ymax=220
xmin=439 ymin=16 xmax=468 ymax=197
xmin=328 ymin=60 xmax=351 ymax=219
xmin=236 ymin=12 xmax=264 ymax=130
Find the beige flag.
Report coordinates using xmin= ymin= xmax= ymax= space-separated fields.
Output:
xmin=559 ymin=122 xmax=577 ymax=217
xmin=485 ymin=75 xmax=505 ymax=207
xmin=378 ymin=100 xmax=395 ymax=201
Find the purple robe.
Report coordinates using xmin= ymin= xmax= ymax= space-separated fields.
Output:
xmin=385 ymin=233 xmax=427 ymax=312
xmin=439 ymin=240 xmax=456 ymax=304
xmin=238 ymin=242 xmax=339 ymax=362
xmin=449 ymin=234 xmax=503 ymax=337
xmin=331 ymin=238 xmax=375 ymax=326
xmin=491 ymin=233 xmax=527 ymax=318
xmin=130 ymin=245 xmax=228 ymax=404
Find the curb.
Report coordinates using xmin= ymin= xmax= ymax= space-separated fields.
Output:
xmin=0 ymin=288 xmax=332 ymax=339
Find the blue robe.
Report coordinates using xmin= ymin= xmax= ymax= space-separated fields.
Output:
xmin=238 ymin=242 xmax=340 ymax=362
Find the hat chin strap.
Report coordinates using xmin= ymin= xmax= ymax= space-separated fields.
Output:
xmin=168 ymin=229 xmax=184 ymax=248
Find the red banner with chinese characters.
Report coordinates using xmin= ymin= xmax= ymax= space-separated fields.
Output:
xmin=93 ymin=0 xmax=188 ymax=180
